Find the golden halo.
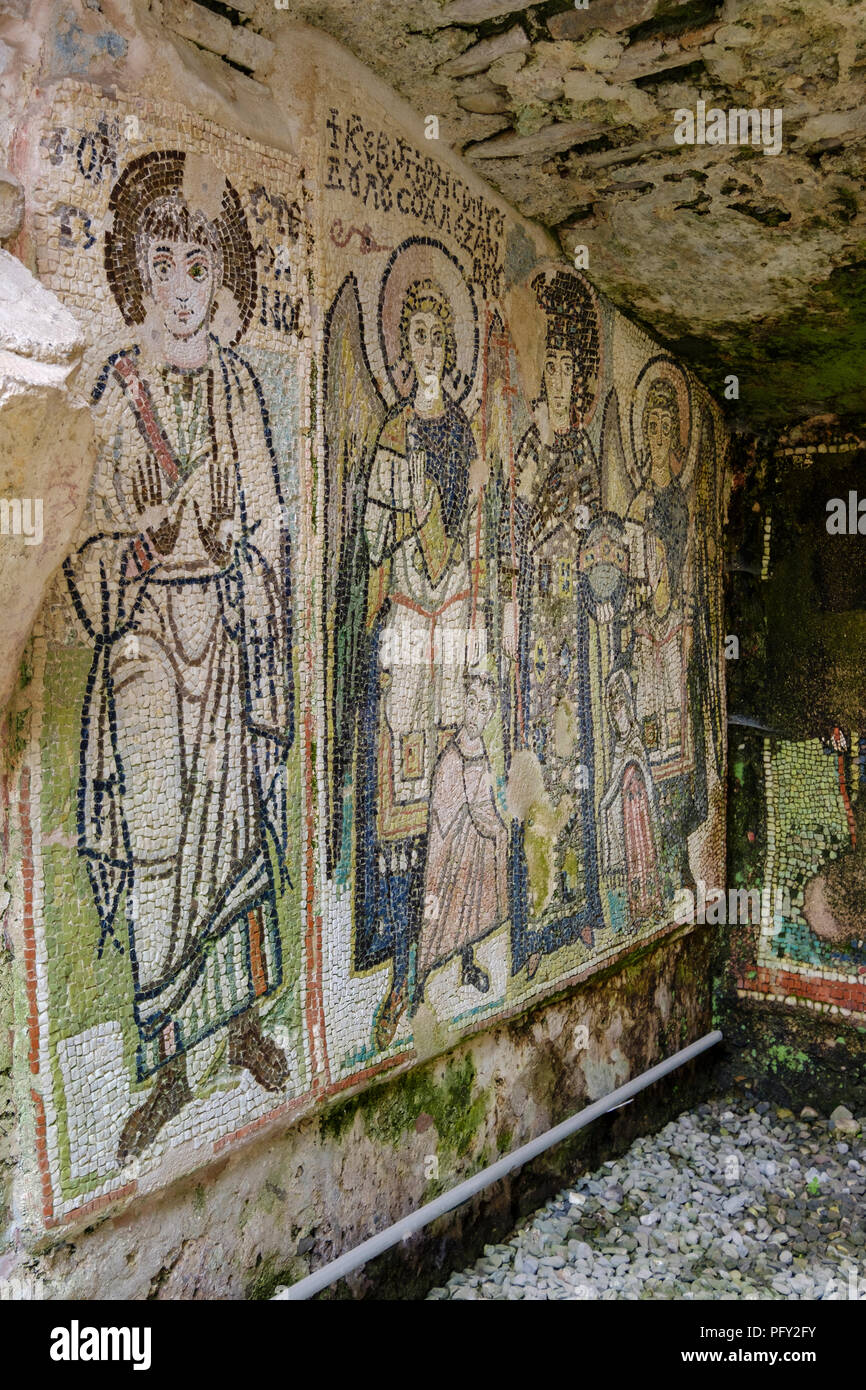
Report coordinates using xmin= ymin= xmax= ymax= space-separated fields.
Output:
xmin=378 ymin=236 xmax=478 ymax=405
xmin=629 ymin=354 xmax=695 ymax=493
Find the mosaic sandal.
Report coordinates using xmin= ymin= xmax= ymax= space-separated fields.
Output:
xmin=117 ymin=1057 xmax=192 ymax=1164
xmin=228 ymin=1011 xmax=290 ymax=1092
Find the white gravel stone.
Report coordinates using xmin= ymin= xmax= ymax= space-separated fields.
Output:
xmin=427 ymin=1096 xmax=866 ymax=1301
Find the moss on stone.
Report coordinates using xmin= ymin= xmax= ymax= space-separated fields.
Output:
xmin=679 ymin=261 xmax=866 ymax=426
xmin=767 ymin=1043 xmax=811 ymax=1074
xmin=320 ymin=1054 xmax=489 ymax=1159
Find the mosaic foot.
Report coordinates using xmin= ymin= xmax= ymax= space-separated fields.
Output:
xmin=117 ymin=1058 xmax=192 ymax=1164
xmin=373 ymin=979 xmax=408 ymax=1051
xmin=408 ymin=975 xmax=426 ymax=1019
xmin=460 ymin=953 xmax=490 ymax=993
xmin=228 ymin=1011 xmax=290 ymax=1091
xmin=525 ymin=952 xmax=542 ymax=980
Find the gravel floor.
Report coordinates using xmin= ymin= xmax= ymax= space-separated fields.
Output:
xmin=427 ymin=1097 xmax=866 ymax=1300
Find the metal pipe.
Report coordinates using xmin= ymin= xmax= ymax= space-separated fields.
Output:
xmin=274 ymin=1029 xmax=723 ymax=1301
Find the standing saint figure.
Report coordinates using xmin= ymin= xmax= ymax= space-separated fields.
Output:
xmin=598 ymin=669 xmax=663 ymax=924
xmin=504 ymin=270 xmax=605 ymax=977
xmin=626 ymin=376 xmax=693 ymax=774
xmin=64 ymin=151 xmax=294 ymax=1162
xmin=412 ymin=671 xmax=509 ymax=1012
xmin=357 ymin=277 xmax=490 ymax=1049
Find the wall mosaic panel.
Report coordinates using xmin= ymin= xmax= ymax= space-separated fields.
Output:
xmin=7 ymin=77 xmax=728 ymax=1233
xmin=732 ymin=432 xmax=866 ymax=1024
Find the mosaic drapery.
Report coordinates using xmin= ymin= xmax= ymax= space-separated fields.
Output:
xmin=9 ymin=81 xmax=727 ymax=1230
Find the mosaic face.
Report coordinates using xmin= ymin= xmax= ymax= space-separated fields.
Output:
xmin=407 ymin=311 xmax=446 ymax=388
xmin=10 ymin=86 xmax=727 ymax=1234
xmin=542 ymin=348 xmax=575 ymax=428
xmin=146 ymin=237 xmax=217 ymax=337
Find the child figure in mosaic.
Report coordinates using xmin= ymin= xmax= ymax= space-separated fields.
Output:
xmin=64 ymin=151 xmax=294 ymax=1162
xmin=411 ymin=671 xmax=508 ymax=1012
xmin=598 ymin=668 xmax=663 ymax=924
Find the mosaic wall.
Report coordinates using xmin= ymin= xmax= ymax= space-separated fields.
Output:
xmin=732 ymin=432 xmax=866 ymax=1023
xmin=7 ymin=79 xmax=727 ymax=1232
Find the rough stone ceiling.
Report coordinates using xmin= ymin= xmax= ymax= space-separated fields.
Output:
xmin=254 ymin=0 xmax=866 ymax=430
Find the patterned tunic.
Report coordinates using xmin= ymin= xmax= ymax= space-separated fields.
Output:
xmin=65 ymin=340 xmax=292 ymax=1078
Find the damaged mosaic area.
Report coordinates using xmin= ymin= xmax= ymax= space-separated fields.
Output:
xmin=732 ymin=431 xmax=866 ymax=1026
xmin=8 ymin=81 xmax=727 ymax=1232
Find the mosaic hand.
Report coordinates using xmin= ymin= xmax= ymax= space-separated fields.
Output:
xmin=195 ymin=456 xmax=236 ymax=566
xmin=131 ymin=454 xmax=183 ymax=555
xmin=409 ymin=449 xmax=430 ymax=524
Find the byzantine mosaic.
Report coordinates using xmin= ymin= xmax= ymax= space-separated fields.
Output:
xmin=735 ymin=437 xmax=866 ymax=1023
xmin=5 ymin=76 xmax=728 ymax=1232
xmin=12 ymin=84 xmax=311 ymax=1227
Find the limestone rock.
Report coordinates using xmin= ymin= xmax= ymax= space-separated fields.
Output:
xmin=466 ymin=119 xmax=603 ymax=161
xmin=165 ymin=0 xmax=275 ymax=75
xmin=0 ymin=171 xmax=24 ymax=242
xmin=439 ymin=26 xmax=529 ymax=79
xmin=0 ymin=250 xmax=94 ymax=718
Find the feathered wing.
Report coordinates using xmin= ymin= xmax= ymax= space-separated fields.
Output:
xmin=690 ymin=402 xmax=726 ymax=782
xmin=600 ymin=386 xmax=633 ymax=518
xmin=324 ymin=274 xmax=387 ymax=876
xmin=481 ymin=309 xmax=532 ymax=773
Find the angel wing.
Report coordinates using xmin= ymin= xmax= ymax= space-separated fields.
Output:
xmin=689 ymin=402 xmax=726 ymax=782
xmin=600 ymin=386 xmax=633 ymax=518
xmin=481 ymin=308 xmax=532 ymax=766
xmin=323 ymin=273 xmax=387 ymax=876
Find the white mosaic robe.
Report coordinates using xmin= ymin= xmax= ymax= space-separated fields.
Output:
xmin=65 ymin=340 xmax=292 ymax=1079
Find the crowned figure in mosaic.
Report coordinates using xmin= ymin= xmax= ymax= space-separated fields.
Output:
xmin=626 ymin=374 xmax=693 ymax=779
xmin=64 ymin=150 xmax=294 ymax=1162
xmin=503 ymin=270 xmax=615 ymax=977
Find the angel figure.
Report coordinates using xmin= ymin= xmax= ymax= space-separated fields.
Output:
xmin=325 ymin=255 xmax=501 ymax=1052
xmin=64 ymin=151 xmax=295 ymax=1163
